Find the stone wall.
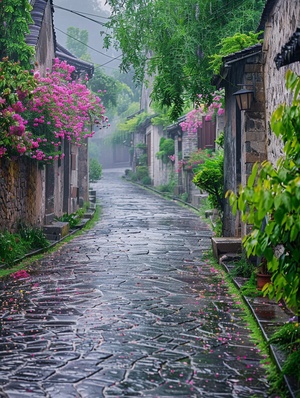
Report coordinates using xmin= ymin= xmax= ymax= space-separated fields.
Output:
xmin=221 ymin=49 xmax=266 ymax=237
xmin=263 ymin=0 xmax=300 ymax=164
xmin=0 ymin=158 xmax=45 ymax=232
xmin=242 ymin=60 xmax=266 ymax=187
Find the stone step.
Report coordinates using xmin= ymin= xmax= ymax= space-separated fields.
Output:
xmin=211 ymin=237 xmax=242 ymax=259
xmin=43 ymin=221 xmax=70 ymax=241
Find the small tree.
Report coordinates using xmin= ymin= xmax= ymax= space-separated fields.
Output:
xmin=227 ymin=70 xmax=300 ymax=316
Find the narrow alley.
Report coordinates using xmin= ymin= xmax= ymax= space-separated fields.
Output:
xmin=0 ymin=169 xmax=270 ymax=397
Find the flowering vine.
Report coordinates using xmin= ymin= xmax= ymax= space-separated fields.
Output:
xmin=180 ymin=89 xmax=224 ymax=136
xmin=0 ymin=58 xmax=107 ymax=161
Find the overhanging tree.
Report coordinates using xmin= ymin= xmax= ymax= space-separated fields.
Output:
xmin=103 ymin=0 xmax=265 ymax=119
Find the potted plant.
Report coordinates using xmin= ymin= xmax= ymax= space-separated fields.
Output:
xmin=256 ymin=258 xmax=271 ymax=290
xmin=227 ymin=70 xmax=300 ymax=317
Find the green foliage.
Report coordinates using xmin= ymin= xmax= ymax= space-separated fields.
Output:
xmin=0 ymin=224 xmax=49 ymax=266
xmin=89 ymin=158 xmax=103 ymax=181
xmin=137 ymin=153 xmax=148 ymax=166
xmin=136 ymin=166 xmax=149 ymax=180
xmin=56 ymin=206 xmax=89 ymax=229
xmin=186 ymin=148 xmax=214 ymax=171
xmin=179 ymin=192 xmax=189 ymax=202
xmin=141 ymin=176 xmax=152 ymax=185
xmin=156 ymin=137 xmax=175 ymax=163
xmin=18 ymin=222 xmax=49 ymax=250
xmin=89 ymin=67 xmax=125 ymax=109
xmin=268 ymin=322 xmax=300 ymax=387
xmin=105 ymin=102 xmax=140 ymax=146
xmin=230 ymin=254 xmax=255 ymax=278
xmin=240 ymin=272 xmax=263 ymax=297
xmin=209 ymin=31 xmax=263 ymax=75
xmin=0 ymin=231 xmax=29 ymax=266
xmin=136 ymin=143 xmax=147 ymax=150
xmin=215 ymin=131 xmax=224 ymax=149
xmin=126 ymin=165 xmax=150 ymax=183
xmin=117 ymin=111 xmax=149 ymax=134
xmin=0 ymin=0 xmax=35 ymax=68
xmin=192 ymin=150 xmax=224 ymax=212
xmin=104 ymin=0 xmax=265 ymax=119
xmin=227 ymin=70 xmax=300 ymax=316
xmin=66 ymin=27 xmax=91 ymax=61
xmin=157 ymin=172 xmax=177 ymax=194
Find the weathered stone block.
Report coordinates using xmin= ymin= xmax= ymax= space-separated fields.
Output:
xmin=211 ymin=237 xmax=242 ymax=260
xmin=43 ymin=221 xmax=69 ymax=240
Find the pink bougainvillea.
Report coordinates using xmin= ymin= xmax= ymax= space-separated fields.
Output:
xmin=0 ymin=58 xmax=107 ymax=161
xmin=180 ymin=89 xmax=224 ymax=136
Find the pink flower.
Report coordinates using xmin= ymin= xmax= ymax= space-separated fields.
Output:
xmin=11 ymin=270 xmax=30 ymax=279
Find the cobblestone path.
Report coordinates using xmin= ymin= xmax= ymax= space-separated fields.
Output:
xmin=0 ymin=169 xmax=270 ymax=397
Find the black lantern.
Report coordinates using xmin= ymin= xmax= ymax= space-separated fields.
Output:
xmin=233 ymin=88 xmax=254 ymax=111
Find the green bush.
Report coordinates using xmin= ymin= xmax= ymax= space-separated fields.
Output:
xmin=0 ymin=224 xmax=49 ymax=266
xmin=192 ymin=151 xmax=224 ymax=212
xmin=136 ymin=166 xmax=149 ymax=180
xmin=268 ymin=323 xmax=300 ymax=388
xmin=18 ymin=222 xmax=50 ymax=250
xmin=137 ymin=153 xmax=148 ymax=166
xmin=0 ymin=232 xmax=28 ymax=266
xmin=89 ymin=158 xmax=102 ymax=181
xmin=156 ymin=137 xmax=175 ymax=163
xmin=141 ymin=176 xmax=152 ymax=185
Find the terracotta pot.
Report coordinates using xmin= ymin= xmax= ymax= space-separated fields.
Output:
xmin=256 ymin=273 xmax=271 ymax=290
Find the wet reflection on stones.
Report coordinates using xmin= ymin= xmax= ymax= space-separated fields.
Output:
xmin=0 ymin=169 xmax=270 ymax=397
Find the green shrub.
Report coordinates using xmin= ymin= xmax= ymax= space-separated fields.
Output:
xmin=130 ymin=173 xmax=138 ymax=182
xmin=136 ymin=166 xmax=149 ymax=180
xmin=56 ymin=207 xmax=87 ymax=229
xmin=0 ymin=232 xmax=29 ymax=266
xmin=192 ymin=150 xmax=224 ymax=212
xmin=180 ymin=192 xmax=189 ymax=202
xmin=268 ymin=323 xmax=300 ymax=388
xmin=137 ymin=153 xmax=148 ymax=166
xmin=156 ymin=137 xmax=175 ymax=163
xmin=141 ymin=176 xmax=152 ymax=185
xmin=89 ymin=158 xmax=102 ymax=181
xmin=18 ymin=222 xmax=49 ymax=250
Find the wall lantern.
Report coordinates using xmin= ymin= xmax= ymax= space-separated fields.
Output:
xmin=233 ymin=87 xmax=254 ymax=111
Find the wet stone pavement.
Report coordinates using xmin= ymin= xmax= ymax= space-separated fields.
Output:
xmin=0 ymin=169 xmax=271 ymax=397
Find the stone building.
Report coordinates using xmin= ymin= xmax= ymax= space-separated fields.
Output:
xmin=258 ymin=0 xmax=300 ymax=165
xmin=217 ymin=0 xmax=300 ymax=237
xmin=0 ymin=0 xmax=93 ymax=232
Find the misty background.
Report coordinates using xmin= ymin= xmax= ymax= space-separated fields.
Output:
xmin=53 ymin=0 xmax=136 ymax=169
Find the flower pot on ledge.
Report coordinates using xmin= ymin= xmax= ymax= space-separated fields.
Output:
xmin=256 ymin=273 xmax=272 ymax=290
